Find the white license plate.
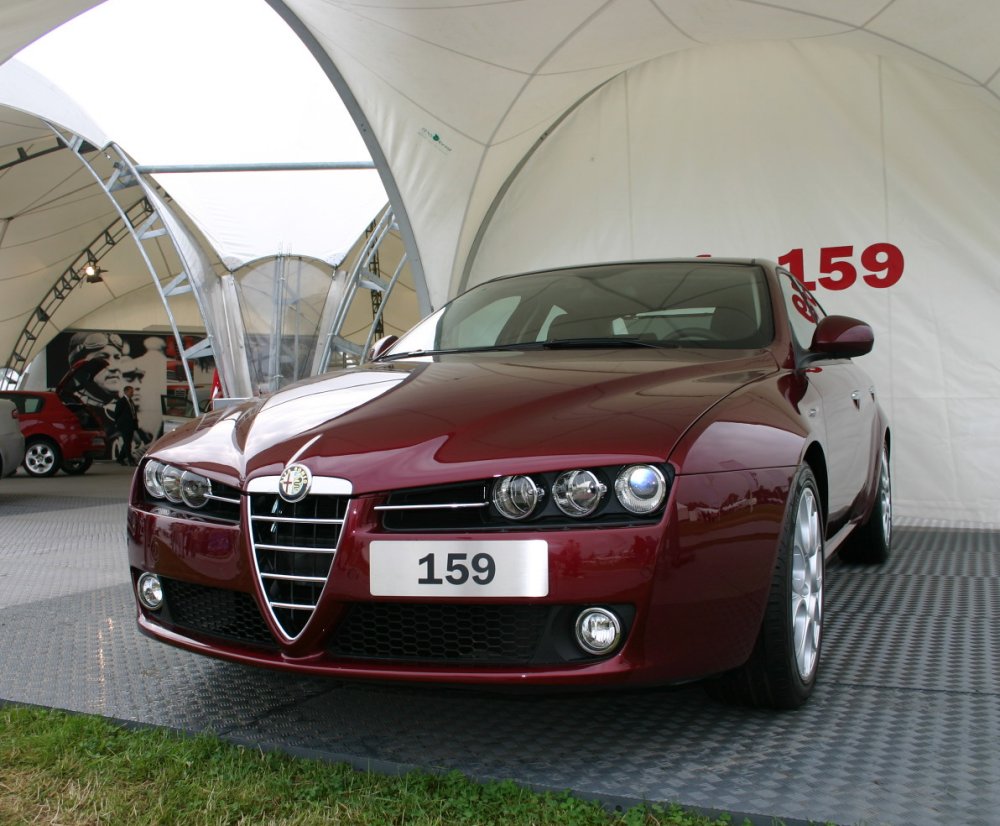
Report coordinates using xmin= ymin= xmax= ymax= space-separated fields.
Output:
xmin=369 ymin=540 xmax=548 ymax=597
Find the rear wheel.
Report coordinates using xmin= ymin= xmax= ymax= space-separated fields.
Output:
xmin=61 ymin=456 xmax=93 ymax=475
xmin=23 ymin=438 xmax=62 ymax=477
xmin=707 ymin=465 xmax=824 ymax=709
xmin=840 ymin=444 xmax=891 ymax=564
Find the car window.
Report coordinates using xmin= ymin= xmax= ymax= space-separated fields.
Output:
xmin=0 ymin=394 xmax=34 ymax=414
xmin=777 ymin=270 xmax=826 ymax=350
xmin=443 ymin=295 xmax=522 ymax=348
xmin=23 ymin=396 xmax=43 ymax=414
xmin=389 ymin=262 xmax=774 ymax=355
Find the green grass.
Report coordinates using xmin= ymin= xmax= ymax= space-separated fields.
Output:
xmin=0 ymin=705 xmax=747 ymax=825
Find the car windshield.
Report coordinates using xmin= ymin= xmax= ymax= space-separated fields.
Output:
xmin=385 ymin=261 xmax=773 ymax=358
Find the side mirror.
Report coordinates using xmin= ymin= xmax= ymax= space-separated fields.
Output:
xmin=368 ymin=334 xmax=399 ymax=362
xmin=809 ymin=315 xmax=874 ymax=360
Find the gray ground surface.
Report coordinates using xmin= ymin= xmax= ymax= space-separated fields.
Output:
xmin=1 ymin=462 xmax=997 ymax=826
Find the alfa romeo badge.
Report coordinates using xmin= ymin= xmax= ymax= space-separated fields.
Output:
xmin=278 ymin=463 xmax=312 ymax=503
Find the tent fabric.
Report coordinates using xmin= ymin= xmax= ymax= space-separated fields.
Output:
xmin=0 ymin=65 xmax=206 ymax=380
xmin=2 ymin=0 xmax=1000 ymax=523
xmin=9 ymin=0 xmax=391 ymax=273
xmin=274 ymin=0 xmax=1000 ymax=525
xmin=468 ymin=41 xmax=1000 ymax=524
xmin=0 ymin=1 xmax=390 ymax=397
xmin=275 ymin=0 xmax=1000 ymax=307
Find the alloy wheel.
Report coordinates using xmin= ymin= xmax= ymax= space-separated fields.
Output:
xmin=25 ymin=442 xmax=58 ymax=476
xmin=791 ymin=487 xmax=823 ymax=681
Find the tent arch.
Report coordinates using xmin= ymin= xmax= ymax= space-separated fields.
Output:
xmin=3 ymin=194 xmax=156 ymax=381
xmin=264 ymin=0 xmax=431 ymax=321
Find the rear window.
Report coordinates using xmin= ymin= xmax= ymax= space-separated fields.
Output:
xmin=0 ymin=394 xmax=43 ymax=414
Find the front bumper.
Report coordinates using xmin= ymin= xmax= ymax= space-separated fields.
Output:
xmin=127 ymin=467 xmax=791 ymax=687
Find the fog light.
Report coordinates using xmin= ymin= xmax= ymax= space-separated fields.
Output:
xmin=575 ymin=607 xmax=622 ymax=655
xmin=137 ymin=573 xmax=163 ymax=610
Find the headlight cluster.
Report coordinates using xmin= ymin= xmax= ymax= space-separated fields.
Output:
xmin=143 ymin=460 xmax=213 ymax=509
xmin=492 ymin=464 xmax=667 ymax=521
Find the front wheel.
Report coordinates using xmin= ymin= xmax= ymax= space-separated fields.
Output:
xmin=23 ymin=438 xmax=62 ymax=477
xmin=707 ymin=465 xmax=824 ymax=709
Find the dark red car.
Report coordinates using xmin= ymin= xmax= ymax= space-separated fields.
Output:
xmin=127 ymin=259 xmax=891 ymax=708
xmin=0 ymin=391 xmax=108 ymax=476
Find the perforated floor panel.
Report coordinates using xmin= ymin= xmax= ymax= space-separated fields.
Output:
xmin=1 ymin=464 xmax=997 ymax=826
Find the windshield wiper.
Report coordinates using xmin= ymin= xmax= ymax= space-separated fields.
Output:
xmin=379 ymin=345 xmax=536 ymax=360
xmin=380 ymin=338 xmax=676 ymax=361
xmin=537 ymin=337 xmax=676 ymax=350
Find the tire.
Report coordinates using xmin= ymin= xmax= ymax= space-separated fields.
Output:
xmin=23 ymin=438 xmax=62 ymax=477
xmin=707 ymin=465 xmax=824 ymax=709
xmin=839 ymin=444 xmax=891 ymax=564
xmin=61 ymin=456 xmax=93 ymax=475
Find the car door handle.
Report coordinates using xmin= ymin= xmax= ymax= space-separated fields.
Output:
xmin=851 ymin=390 xmax=861 ymax=408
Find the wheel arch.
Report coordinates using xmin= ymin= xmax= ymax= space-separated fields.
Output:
xmin=802 ymin=441 xmax=828 ymax=528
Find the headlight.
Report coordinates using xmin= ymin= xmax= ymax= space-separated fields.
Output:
xmin=493 ymin=475 xmax=543 ymax=520
xmin=180 ymin=470 xmax=212 ymax=508
xmin=614 ymin=465 xmax=667 ymax=514
xmin=143 ymin=460 xmax=166 ymax=498
xmin=160 ymin=464 xmax=184 ymax=503
xmin=552 ymin=470 xmax=606 ymax=517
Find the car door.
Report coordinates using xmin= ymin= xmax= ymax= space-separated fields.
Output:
xmin=777 ymin=272 xmax=877 ymax=528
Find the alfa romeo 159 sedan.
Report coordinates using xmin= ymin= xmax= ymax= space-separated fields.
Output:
xmin=128 ymin=259 xmax=891 ymax=709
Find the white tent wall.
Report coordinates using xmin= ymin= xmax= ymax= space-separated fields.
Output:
xmin=467 ymin=41 xmax=1000 ymax=524
xmin=3 ymin=0 xmax=1000 ymax=523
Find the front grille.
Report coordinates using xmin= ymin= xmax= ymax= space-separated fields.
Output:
xmin=249 ymin=489 xmax=348 ymax=639
xmin=160 ymin=577 xmax=276 ymax=649
xmin=328 ymin=603 xmax=553 ymax=663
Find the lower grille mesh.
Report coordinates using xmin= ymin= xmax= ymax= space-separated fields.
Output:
xmin=160 ymin=578 xmax=276 ymax=649
xmin=328 ymin=603 xmax=552 ymax=663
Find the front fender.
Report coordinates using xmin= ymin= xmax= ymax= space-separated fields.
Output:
xmin=669 ymin=372 xmax=813 ymax=475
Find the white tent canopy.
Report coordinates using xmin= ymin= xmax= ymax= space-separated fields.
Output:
xmin=9 ymin=0 xmax=390 ymax=271
xmin=0 ymin=0 xmax=391 ymax=398
xmin=271 ymin=0 xmax=1000 ymax=525
xmin=2 ymin=0 xmax=999 ymax=523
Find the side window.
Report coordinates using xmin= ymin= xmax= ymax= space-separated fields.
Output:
xmin=777 ymin=270 xmax=825 ymax=350
xmin=24 ymin=396 xmax=43 ymax=414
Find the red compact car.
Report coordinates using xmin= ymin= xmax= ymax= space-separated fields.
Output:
xmin=0 ymin=391 xmax=107 ymax=476
xmin=127 ymin=259 xmax=891 ymax=708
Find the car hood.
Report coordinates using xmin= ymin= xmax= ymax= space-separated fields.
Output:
xmin=157 ymin=349 xmax=777 ymax=493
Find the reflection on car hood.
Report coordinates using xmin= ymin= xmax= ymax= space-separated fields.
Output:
xmin=156 ymin=349 xmax=778 ymax=492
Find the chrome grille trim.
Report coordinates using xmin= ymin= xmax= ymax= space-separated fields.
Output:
xmin=247 ymin=474 xmax=352 ymax=641
xmin=261 ymin=573 xmax=328 ymax=583
xmin=375 ymin=502 xmax=488 ymax=511
xmin=253 ymin=543 xmax=339 ymax=554
xmin=250 ymin=514 xmax=345 ymax=525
